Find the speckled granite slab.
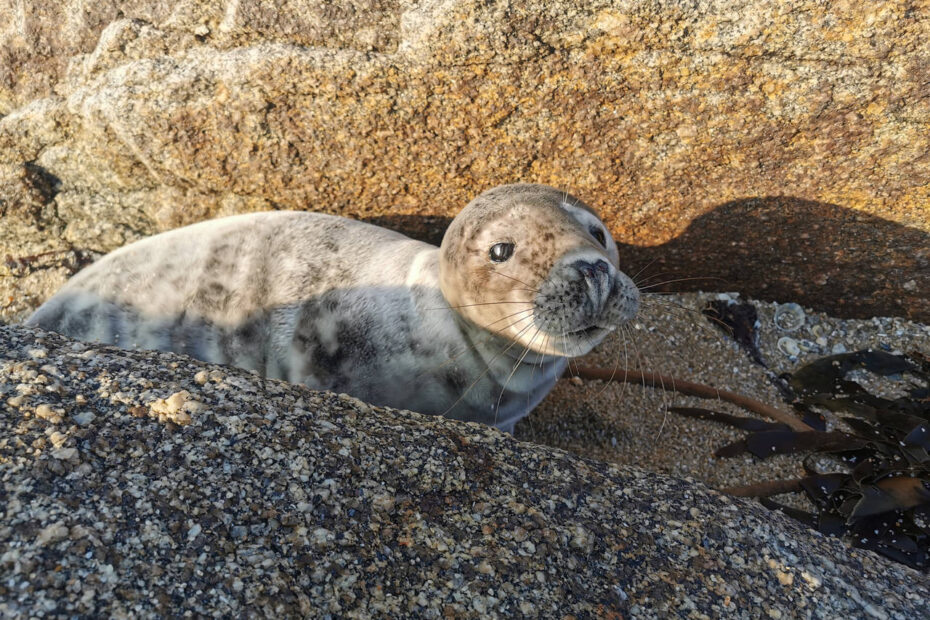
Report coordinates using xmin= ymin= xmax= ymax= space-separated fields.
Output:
xmin=1 ymin=324 xmax=927 ymax=617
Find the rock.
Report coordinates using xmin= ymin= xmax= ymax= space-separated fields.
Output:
xmin=0 ymin=323 xmax=927 ymax=617
xmin=1 ymin=1 xmax=928 ymax=323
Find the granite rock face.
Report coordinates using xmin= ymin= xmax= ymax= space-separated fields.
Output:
xmin=1 ymin=323 xmax=928 ymax=617
xmin=1 ymin=0 xmax=929 ymax=321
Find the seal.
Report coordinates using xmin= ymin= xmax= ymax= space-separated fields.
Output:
xmin=27 ymin=184 xmax=639 ymax=431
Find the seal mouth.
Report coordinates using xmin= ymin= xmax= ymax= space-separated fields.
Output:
xmin=568 ymin=324 xmax=603 ymax=337
xmin=563 ymin=324 xmax=611 ymax=342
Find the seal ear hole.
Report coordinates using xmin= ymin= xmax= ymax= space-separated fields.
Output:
xmin=590 ymin=227 xmax=607 ymax=247
xmin=489 ymin=242 xmax=515 ymax=263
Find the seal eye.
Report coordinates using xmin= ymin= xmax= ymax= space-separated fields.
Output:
xmin=489 ymin=242 xmax=515 ymax=263
xmin=590 ymin=227 xmax=607 ymax=247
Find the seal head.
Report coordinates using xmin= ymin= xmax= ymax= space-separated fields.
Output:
xmin=440 ymin=183 xmax=639 ymax=358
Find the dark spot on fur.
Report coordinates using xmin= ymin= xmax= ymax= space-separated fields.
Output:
xmin=61 ymin=306 xmax=94 ymax=339
xmin=194 ymin=282 xmax=231 ymax=313
xmin=443 ymin=367 xmax=469 ymax=392
xmin=321 ymin=238 xmax=339 ymax=253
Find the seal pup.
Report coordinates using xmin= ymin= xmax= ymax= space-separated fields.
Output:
xmin=27 ymin=184 xmax=639 ymax=431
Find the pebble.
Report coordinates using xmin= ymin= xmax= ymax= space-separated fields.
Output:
xmin=52 ymin=447 xmax=78 ymax=461
xmin=149 ymin=390 xmax=199 ymax=425
xmin=6 ymin=394 xmax=24 ymax=408
xmin=35 ymin=521 xmax=68 ymax=546
xmin=35 ymin=404 xmax=64 ymax=424
xmin=72 ymin=411 xmax=96 ymax=426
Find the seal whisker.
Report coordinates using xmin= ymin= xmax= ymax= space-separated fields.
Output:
xmin=633 ymin=269 xmax=691 ymax=288
xmin=494 ymin=325 xmax=542 ymax=427
xmin=527 ymin=331 xmax=551 ymax=408
xmin=441 ymin=318 xmax=538 ymax=418
xmin=640 ymin=296 xmax=729 ymax=339
xmin=424 ymin=300 xmax=534 ymax=311
xmin=561 ymin=331 xmax=585 ymax=377
xmin=487 ymin=270 xmax=540 ymax=292
xmin=593 ymin=329 xmax=624 ymax=399
xmin=619 ymin=319 xmax=675 ymax=441
xmin=414 ymin=308 xmax=537 ymax=380
xmin=630 ymin=257 xmax=661 ymax=283
xmin=638 ymin=276 xmax=726 ymax=290
xmin=614 ymin=325 xmax=633 ymax=403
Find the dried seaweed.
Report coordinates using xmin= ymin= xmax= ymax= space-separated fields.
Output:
xmin=673 ymin=349 xmax=930 ymax=570
xmin=703 ymin=300 xmax=766 ymax=366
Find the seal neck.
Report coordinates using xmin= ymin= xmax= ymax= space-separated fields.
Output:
xmin=454 ymin=311 xmax=563 ymax=369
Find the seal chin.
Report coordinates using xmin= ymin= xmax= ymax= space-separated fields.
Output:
xmin=520 ymin=323 xmax=612 ymax=357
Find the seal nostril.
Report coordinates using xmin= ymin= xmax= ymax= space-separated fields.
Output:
xmin=574 ymin=260 xmax=610 ymax=280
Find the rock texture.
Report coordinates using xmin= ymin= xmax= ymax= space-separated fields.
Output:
xmin=1 ymin=0 xmax=929 ymax=322
xmin=1 ymin=323 xmax=928 ymax=617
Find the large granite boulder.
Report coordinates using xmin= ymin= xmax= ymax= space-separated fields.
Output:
xmin=1 ymin=0 xmax=928 ymax=322
xmin=1 ymin=323 xmax=927 ymax=616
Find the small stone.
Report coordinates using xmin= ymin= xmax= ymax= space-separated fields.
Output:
xmin=165 ymin=391 xmax=191 ymax=414
xmin=372 ymin=494 xmax=396 ymax=512
xmin=73 ymin=411 xmax=96 ymax=426
xmin=49 ymin=431 xmax=68 ymax=448
xmin=194 ymin=370 xmax=209 ymax=385
xmin=52 ymin=447 xmax=78 ymax=461
xmin=187 ymin=523 xmax=202 ymax=540
xmin=570 ymin=376 xmax=584 ymax=386
xmin=35 ymin=403 xmax=64 ymax=423
xmin=150 ymin=391 xmax=198 ymax=425
xmin=312 ymin=528 xmax=334 ymax=547
xmin=6 ymin=395 xmax=24 ymax=408
xmin=36 ymin=521 xmax=69 ymax=546
xmin=831 ymin=343 xmax=847 ymax=354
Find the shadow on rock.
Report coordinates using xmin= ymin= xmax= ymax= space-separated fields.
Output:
xmin=616 ymin=197 xmax=929 ymax=323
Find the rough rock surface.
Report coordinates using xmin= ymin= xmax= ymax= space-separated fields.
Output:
xmin=1 ymin=1 xmax=929 ymax=323
xmin=1 ymin=323 xmax=928 ymax=617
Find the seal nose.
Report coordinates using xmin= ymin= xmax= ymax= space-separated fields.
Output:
xmin=574 ymin=259 xmax=613 ymax=312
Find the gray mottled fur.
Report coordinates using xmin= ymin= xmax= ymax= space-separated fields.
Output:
xmin=28 ymin=184 xmax=638 ymax=431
